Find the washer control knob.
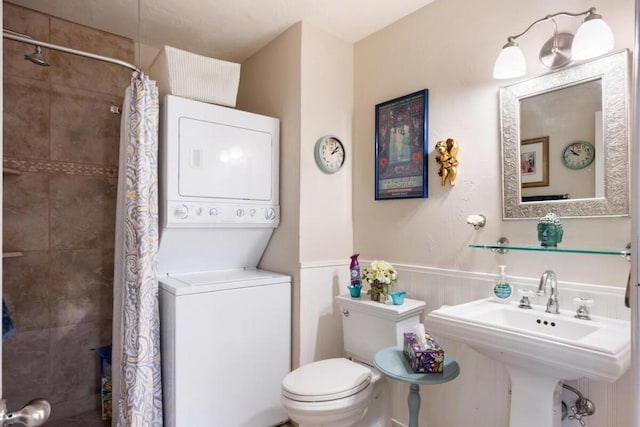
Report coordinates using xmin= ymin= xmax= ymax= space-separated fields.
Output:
xmin=265 ymin=207 xmax=276 ymax=220
xmin=174 ymin=204 xmax=189 ymax=219
xmin=236 ymin=208 xmax=245 ymax=217
xmin=209 ymin=208 xmax=219 ymax=216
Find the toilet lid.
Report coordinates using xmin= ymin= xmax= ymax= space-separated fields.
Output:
xmin=282 ymin=358 xmax=372 ymax=402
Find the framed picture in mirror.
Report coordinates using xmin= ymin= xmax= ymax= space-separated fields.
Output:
xmin=520 ymin=136 xmax=549 ymax=188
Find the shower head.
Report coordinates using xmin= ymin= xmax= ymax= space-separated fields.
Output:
xmin=24 ymin=45 xmax=49 ymax=66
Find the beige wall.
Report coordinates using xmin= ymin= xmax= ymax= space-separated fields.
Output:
xmin=238 ymin=23 xmax=303 ymax=281
xmin=298 ymin=23 xmax=354 ymax=364
xmin=238 ymin=0 xmax=634 ymax=408
xmin=237 ymin=23 xmax=304 ymax=367
xmin=238 ymin=22 xmax=354 ymax=368
xmin=353 ymin=0 xmax=633 ymax=286
xmin=352 ymin=2 xmax=634 ymax=423
xmin=299 ymin=22 xmax=354 ymax=262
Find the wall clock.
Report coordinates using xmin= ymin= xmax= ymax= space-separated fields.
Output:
xmin=314 ymin=135 xmax=345 ymax=174
xmin=561 ymin=141 xmax=595 ymax=170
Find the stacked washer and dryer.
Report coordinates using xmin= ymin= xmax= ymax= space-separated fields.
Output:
xmin=157 ymin=95 xmax=291 ymax=426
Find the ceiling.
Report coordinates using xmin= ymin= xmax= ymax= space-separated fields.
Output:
xmin=7 ymin=0 xmax=436 ymax=64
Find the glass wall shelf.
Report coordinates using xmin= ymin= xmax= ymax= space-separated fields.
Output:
xmin=469 ymin=243 xmax=630 ymax=257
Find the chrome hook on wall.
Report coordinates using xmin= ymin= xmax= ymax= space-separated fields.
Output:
xmin=466 ymin=214 xmax=486 ymax=230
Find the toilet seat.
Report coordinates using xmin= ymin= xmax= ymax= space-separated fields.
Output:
xmin=282 ymin=358 xmax=372 ymax=402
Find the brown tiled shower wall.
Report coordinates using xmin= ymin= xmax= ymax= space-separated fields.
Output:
xmin=3 ymin=3 xmax=134 ymax=421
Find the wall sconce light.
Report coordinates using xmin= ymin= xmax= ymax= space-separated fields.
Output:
xmin=493 ymin=7 xmax=614 ymax=79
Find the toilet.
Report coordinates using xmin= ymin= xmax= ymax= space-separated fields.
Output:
xmin=281 ymin=295 xmax=426 ymax=427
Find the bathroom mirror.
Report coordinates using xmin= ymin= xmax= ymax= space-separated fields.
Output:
xmin=500 ymin=50 xmax=630 ymax=219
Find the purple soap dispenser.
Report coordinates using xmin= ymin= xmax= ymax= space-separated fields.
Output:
xmin=350 ymin=254 xmax=361 ymax=287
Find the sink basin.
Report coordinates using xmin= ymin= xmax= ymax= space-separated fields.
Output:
xmin=426 ymin=297 xmax=630 ymax=382
xmin=426 ymin=297 xmax=630 ymax=427
xmin=469 ymin=305 xmax=599 ymax=340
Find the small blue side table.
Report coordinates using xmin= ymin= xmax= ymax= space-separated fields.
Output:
xmin=373 ymin=346 xmax=460 ymax=427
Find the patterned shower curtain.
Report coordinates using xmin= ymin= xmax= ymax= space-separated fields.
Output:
xmin=112 ymin=73 xmax=163 ymax=427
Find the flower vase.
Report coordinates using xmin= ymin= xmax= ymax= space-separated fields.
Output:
xmin=369 ymin=280 xmax=389 ymax=302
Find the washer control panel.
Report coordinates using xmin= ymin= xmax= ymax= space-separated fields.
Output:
xmin=165 ymin=201 xmax=279 ymax=227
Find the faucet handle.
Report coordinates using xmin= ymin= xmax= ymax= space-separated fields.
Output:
xmin=518 ymin=289 xmax=534 ymax=309
xmin=573 ymin=297 xmax=593 ymax=320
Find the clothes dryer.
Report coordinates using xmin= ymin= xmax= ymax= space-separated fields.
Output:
xmin=157 ymin=95 xmax=290 ymax=426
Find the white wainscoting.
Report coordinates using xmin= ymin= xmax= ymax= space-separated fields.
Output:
xmin=298 ymin=259 xmax=350 ymax=366
xmin=297 ymin=260 xmax=630 ymax=427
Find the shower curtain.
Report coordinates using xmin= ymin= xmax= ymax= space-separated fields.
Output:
xmin=112 ymin=73 xmax=163 ymax=427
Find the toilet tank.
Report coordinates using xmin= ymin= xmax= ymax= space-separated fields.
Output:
xmin=336 ymin=295 xmax=426 ymax=365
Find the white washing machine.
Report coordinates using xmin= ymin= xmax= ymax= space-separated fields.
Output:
xmin=158 ymin=95 xmax=290 ymax=426
xmin=159 ymin=269 xmax=290 ymax=427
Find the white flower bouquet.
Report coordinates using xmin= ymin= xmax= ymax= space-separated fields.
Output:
xmin=362 ymin=260 xmax=398 ymax=285
xmin=362 ymin=260 xmax=398 ymax=301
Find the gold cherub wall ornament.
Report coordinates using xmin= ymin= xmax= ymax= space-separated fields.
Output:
xmin=435 ymin=138 xmax=459 ymax=186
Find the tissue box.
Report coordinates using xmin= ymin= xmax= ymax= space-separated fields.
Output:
xmin=149 ymin=45 xmax=241 ymax=107
xmin=403 ymin=332 xmax=444 ymax=373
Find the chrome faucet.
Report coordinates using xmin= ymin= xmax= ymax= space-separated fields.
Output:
xmin=537 ymin=270 xmax=560 ymax=314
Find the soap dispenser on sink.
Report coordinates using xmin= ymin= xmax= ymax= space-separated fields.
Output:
xmin=491 ymin=265 xmax=513 ymax=303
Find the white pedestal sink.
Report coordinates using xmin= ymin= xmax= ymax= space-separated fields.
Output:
xmin=426 ymin=298 xmax=630 ymax=427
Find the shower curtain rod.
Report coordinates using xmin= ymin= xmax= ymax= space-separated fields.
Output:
xmin=3 ymin=29 xmax=141 ymax=73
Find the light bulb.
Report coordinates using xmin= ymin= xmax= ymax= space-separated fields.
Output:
xmin=493 ymin=42 xmax=526 ymax=79
xmin=572 ymin=17 xmax=614 ymax=60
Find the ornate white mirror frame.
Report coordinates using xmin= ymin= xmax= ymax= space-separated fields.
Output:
xmin=500 ymin=50 xmax=630 ymax=219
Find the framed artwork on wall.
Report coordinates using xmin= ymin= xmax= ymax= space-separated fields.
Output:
xmin=374 ymin=89 xmax=429 ymax=200
xmin=520 ymin=136 xmax=549 ymax=188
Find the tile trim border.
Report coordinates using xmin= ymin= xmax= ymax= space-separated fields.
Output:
xmin=3 ymin=156 xmax=118 ymax=178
